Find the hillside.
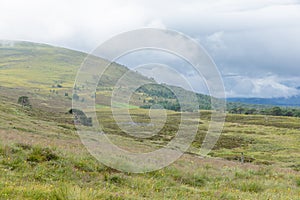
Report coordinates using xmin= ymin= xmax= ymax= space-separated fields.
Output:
xmin=0 ymin=41 xmax=219 ymax=112
xmin=5 ymin=41 xmax=295 ymax=114
xmin=0 ymin=41 xmax=157 ymax=111
xmin=0 ymin=41 xmax=300 ymax=199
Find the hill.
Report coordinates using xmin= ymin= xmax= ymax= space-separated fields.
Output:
xmin=0 ymin=41 xmax=300 ymax=199
xmin=0 ymin=41 xmax=220 ymax=112
xmin=0 ymin=41 xmax=157 ymax=111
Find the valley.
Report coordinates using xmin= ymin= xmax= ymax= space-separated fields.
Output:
xmin=0 ymin=41 xmax=300 ymax=199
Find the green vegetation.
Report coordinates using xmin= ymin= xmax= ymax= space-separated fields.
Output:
xmin=228 ymin=105 xmax=300 ymax=117
xmin=1 ymin=95 xmax=300 ymax=199
xmin=0 ymin=41 xmax=300 ymax=199
xmin=137 ymin=84 xmax=213 ymax=111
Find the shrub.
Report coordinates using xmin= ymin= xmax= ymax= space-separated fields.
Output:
xmin=181 ymin=174 xmax=207 ymax=187
xmin=15 ymin=143 xmax=33 ymax=150
xmin=27 ymin=147 xmax=59 ymax=163
xmin=296 ymin=178 xmax=300 ymax=187
xmin=104 ymin=174 xmax=124 ymax=185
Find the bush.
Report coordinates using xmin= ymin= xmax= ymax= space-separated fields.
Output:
xmin=181 ymin=174 xmax=207 ymax=187
xmin=27 ymin=147 xmax=59 ymax=163
xmin=15 ymin=143 xmax=33 ymax=150
xmin=104 ymin=174 xmax=124 ymax=185
xmin=296 ymin=179 xmax=300 ymax=187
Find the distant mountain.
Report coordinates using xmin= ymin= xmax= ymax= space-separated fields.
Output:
xmin=227 ymin=95 xmax=300 ymax=107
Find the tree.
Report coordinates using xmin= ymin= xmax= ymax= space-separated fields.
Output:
xmin=284 ymin=110 xmax=293 ymax=117
xmin=294 ymin=110 xmax=300 ymax=117
xmin=245 ymin=108 xmax=256 ymax=115
xmin=229 ymin=108 xmax=238 ymax=114
xmin=236 ymin=107 xmax=245 ymax=114
xmin=270 ymin=107 xmax=282 ymax=116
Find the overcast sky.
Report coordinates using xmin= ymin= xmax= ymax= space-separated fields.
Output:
xmin=1 ymin=0 xmax=300 ymax=98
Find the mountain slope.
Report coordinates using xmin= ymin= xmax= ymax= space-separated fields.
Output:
xmin=0 ymin=41 xmax=156 ymax=89
xmin=0 ymin=41 xmax=156 ymax=111
xmin=0 ymin=41 xmax=222 ymax=112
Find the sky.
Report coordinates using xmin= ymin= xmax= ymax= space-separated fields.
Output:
xmin=0 ymin=0 xmax=300 ymax=98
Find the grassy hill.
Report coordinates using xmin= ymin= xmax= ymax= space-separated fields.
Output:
xmin=0 ymin=41 xmax=300 ymax=199
xmin=0 ymin=41 xmax=214 ymax=112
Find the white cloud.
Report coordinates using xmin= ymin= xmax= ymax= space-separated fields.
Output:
xmin=205 ymin=31 xmax=226 ymax=55
xmin=145 ymin=19 xmax=166 ymax=29
xmin=0 ymin=0 xmax=299 ymax=97
xmin=0 ymin=0 xmax=149 ymax=51
xmin=225 ymin=75 xmax=300 ymax=98
xmin=135 ymin=63 xmax=209 ymax=94
xmin=1 ymin=0 xmax=299 ymax=51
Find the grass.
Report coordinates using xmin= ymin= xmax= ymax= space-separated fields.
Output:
xmin=0 ymin=101 xmax=300 ymax=199
xmin=1 ymin=143 xmax=299 ymax=199
xmin=236 ymin=182 xmax=265 ymax=193
xmin=0 ymin=41 xmax=300 ymax=199
xmin=1 ymin=93 xmax=300 ymax=199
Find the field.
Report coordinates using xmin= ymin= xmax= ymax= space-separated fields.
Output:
xmin=1 ymin=96 xmax=300 ymax=199
xmin=0 ymin=41 xmax=300 ymax=199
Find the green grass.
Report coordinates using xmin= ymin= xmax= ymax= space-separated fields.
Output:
xmin=1 ymin=100 xmax=300 ymax=199
xmin=1 ymin=141 xmax=300 ymax=199
xmin=1 ymin=41 xmax=300 ymax=199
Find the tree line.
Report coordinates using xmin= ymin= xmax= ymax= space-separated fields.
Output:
xmin=228 ymin=106 xmax=300 ymax=117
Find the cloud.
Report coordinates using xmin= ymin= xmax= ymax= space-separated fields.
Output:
xmin=202 ymin=28 xmax=300 ymax=77
xmin=116 ymin=49 xmax=210 ymax=95
xmin=225 ymin=75 xmax=300 ymax=98
xmin=135 ymin=63 xmax=209 ymax=94
xmin=204 ymin=31 xmax=226 ymax=56
xmin=145 ymin=19 xmax=166 ymax=29
xmin=0 ymin=0 xmax=299 ymax=97
xmin=0 ymin=0 xmax=149 ymax=51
